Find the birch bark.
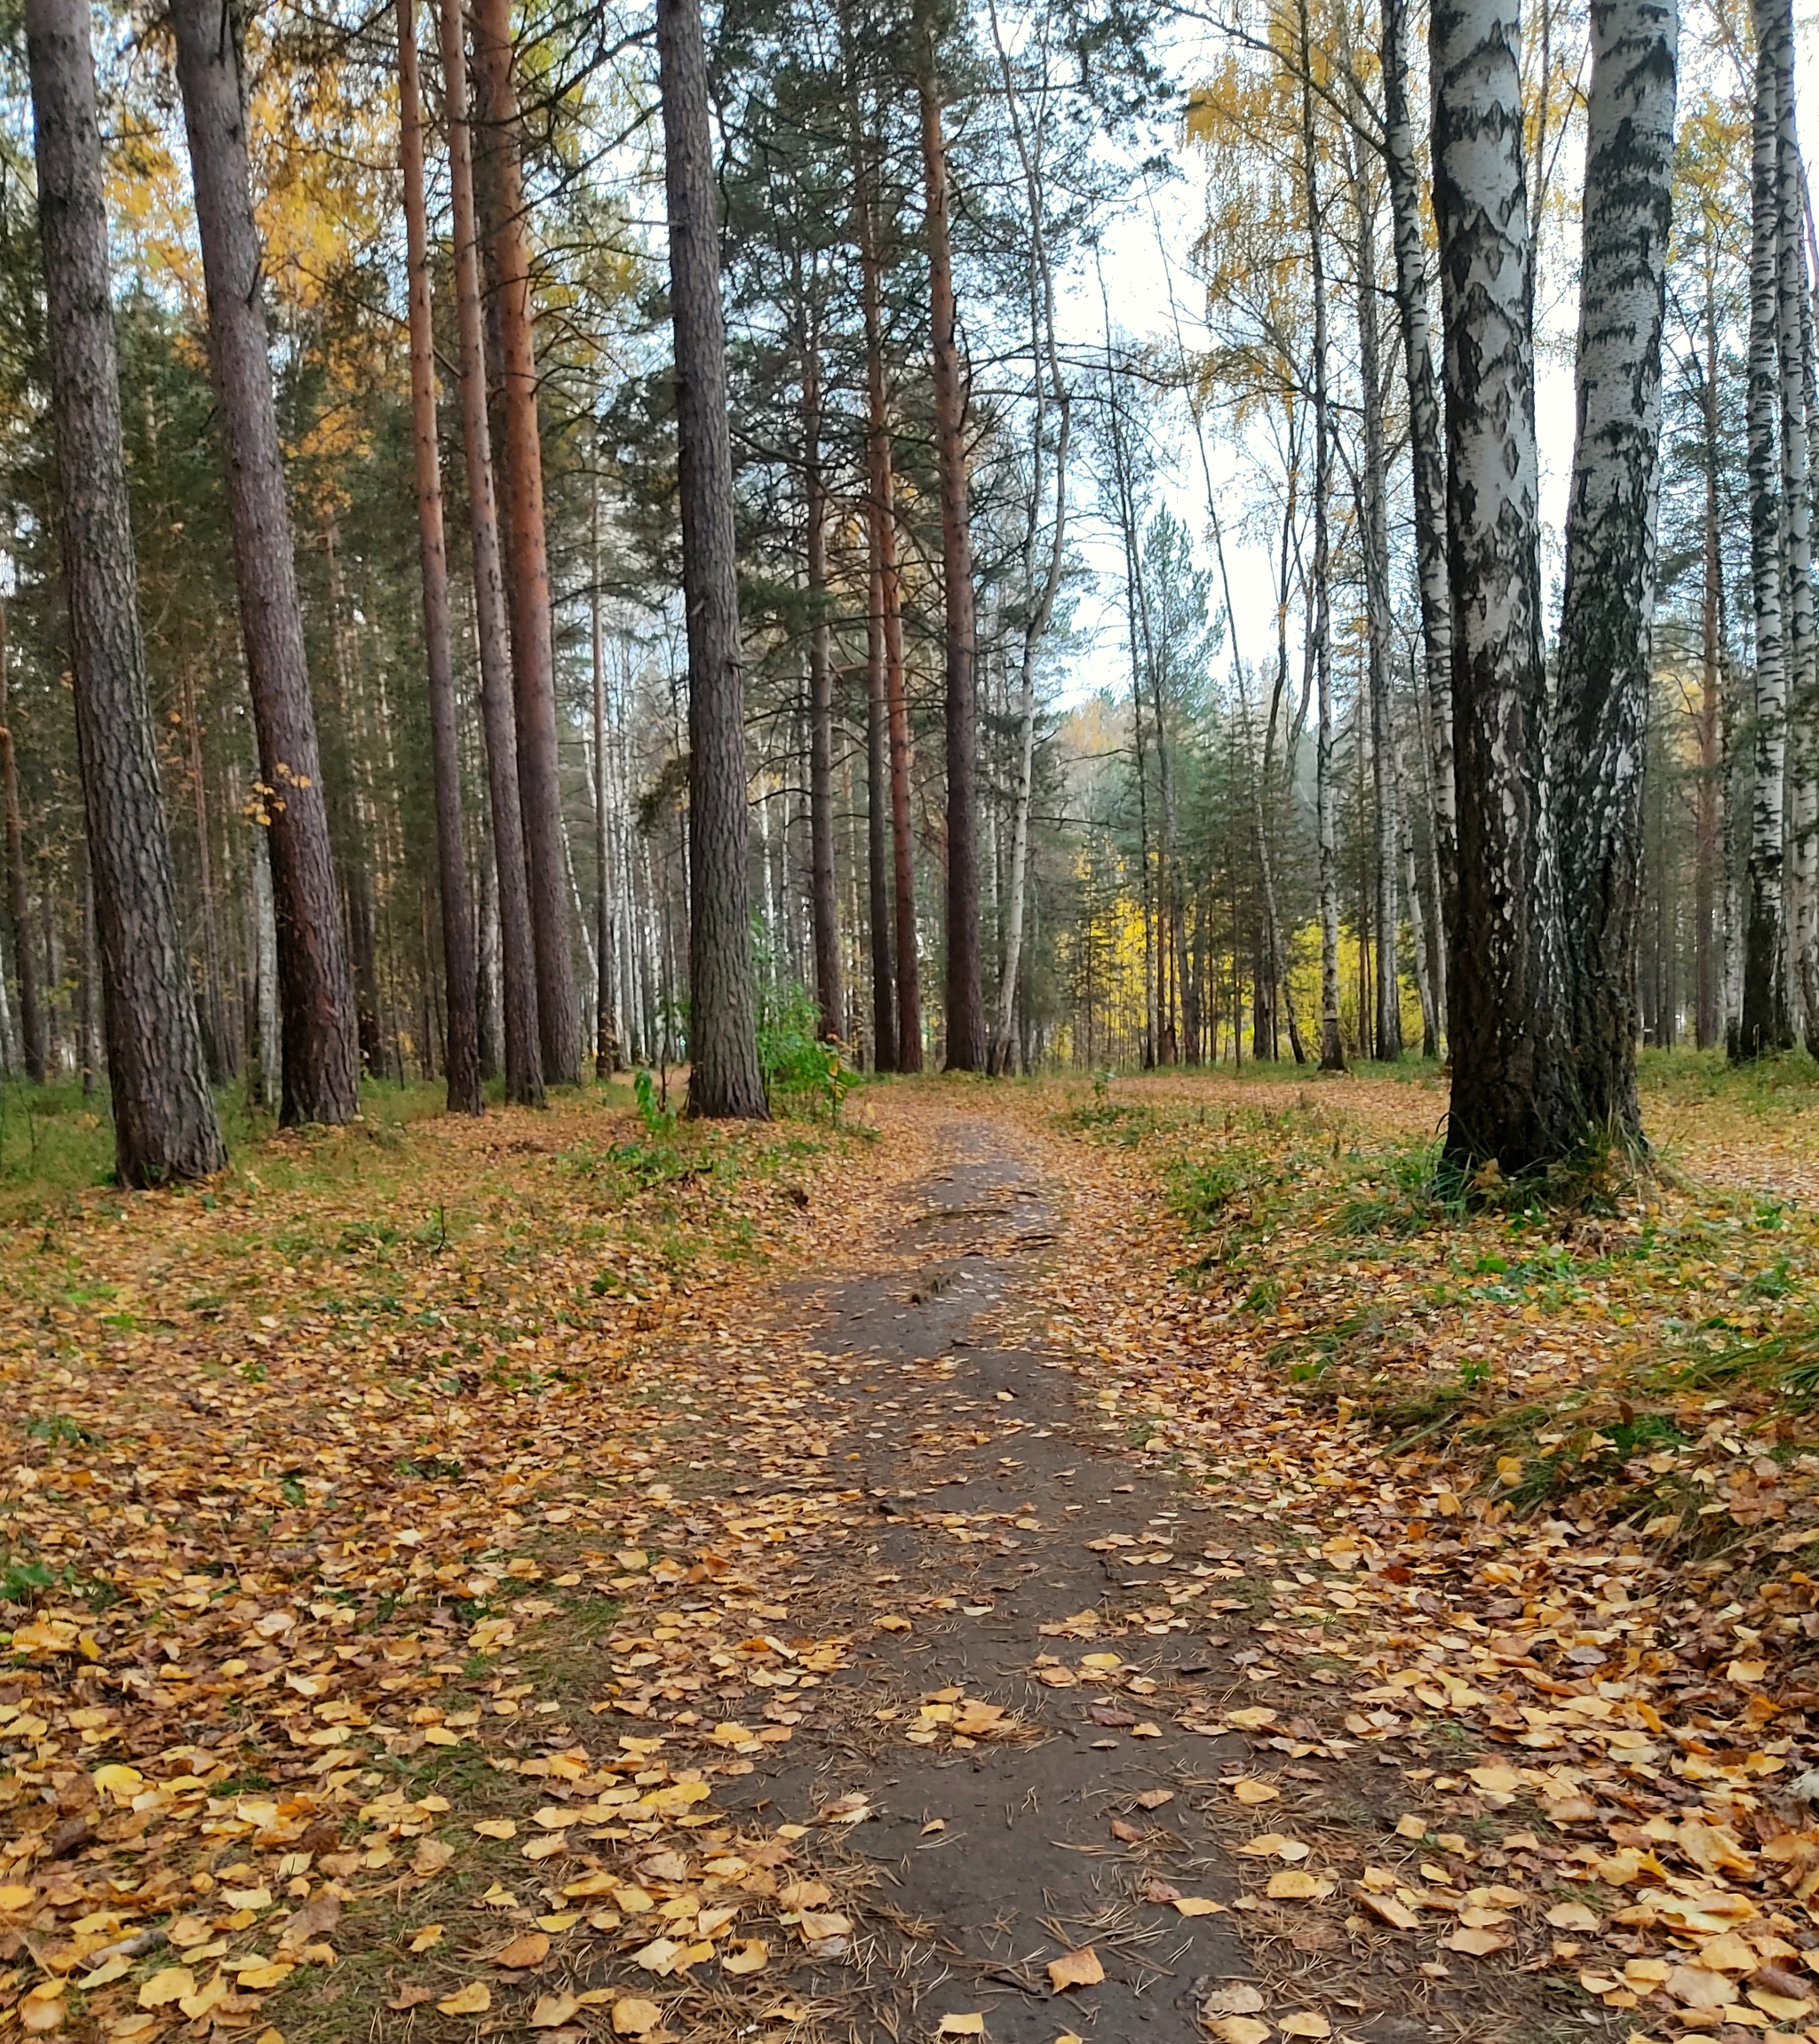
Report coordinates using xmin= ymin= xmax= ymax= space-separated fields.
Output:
xmin=1433 ymin=0 xmax=1581 ymax=1169
xmin=1554 ymin=0 xmax=1678 ymax=1141
xmin=1740 ymin=0 xmax=1791 ymax=1058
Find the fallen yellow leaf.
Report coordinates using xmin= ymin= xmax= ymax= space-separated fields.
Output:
xmin=138 ymin=1968 xmax=196 ymax=2010
xmin=436 ymin=1981 xmax=491 ymax=2016
xmin=1047 ymin=1946 xmax=1105 ymax=1991
xmin=1230 ymin=1778 xmax=1280 ymax=1805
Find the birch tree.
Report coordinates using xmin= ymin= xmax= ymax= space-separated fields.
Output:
xmin=1432 ymin=0 xmax=1580 ymax=1169
xmin=1738 ymin=0 xmax=1790 ymax=1058
xmin=1554 ymin=0 xmax=1679 ymax=1143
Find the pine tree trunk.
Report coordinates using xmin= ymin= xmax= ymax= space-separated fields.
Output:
xmin=1 ymin=608 xmax=45 ymax=1086
xmin=589 ymin=445 xmax=620 ymax=1077
xmin=1300 ymin=0 xmax=1345 ymax=1073
xmin=656 ymin=0 xmax=767 ymax=1119
xmin=1433 ymin=0 xmax=1581 ymax=1169
xmin=180 ymin=665 xmax=229 ymax=1080
xmin=854 ymin=130 xmax=920 ymax=1072
xmin=77 ymin=847 xmax=98 ymax=1096
xmin=28 ymin=0 xmax=226 ymax=1178
xmin=322 ymin=521 xmax=385 ymax=1080
xmin=1382 ymin=0 xmax=1455 ymax=975
xmin=469 ymin=0 xmax=580 ymax=1086
xmin=916 ymin=15 xmax=985 ymax=1072
xmin=1354 ymin=168 xmax=1402 ymax=1061
xmin=865 ymin=549 xmax=897 ymax=1070
xmin=249 ymin=822 xmax=280 ymax=1111
xmin=400 ymin=0 xmax=481 ymax=1116
xmin=801 ymin=312 xmax=844 ymax=1043
xmin=988 ymin=28 xmax=1070 ymax=1078
xmin=1740 ymin=0 xmax=1791 ymax=1059
xmin=169 ymin=0 xmax=356 ymax=1128
xmin=1555 ymin=0 xmax=1677 ymax=1141
xmin=440 ymin=0 xmax=543 ymax=1105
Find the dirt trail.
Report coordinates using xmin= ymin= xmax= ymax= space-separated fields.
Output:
xmin=693 ymin=1096 xmax=1445 ymax=2044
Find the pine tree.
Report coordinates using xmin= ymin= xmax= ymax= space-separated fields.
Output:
xmin=25 ymin=0 xmax=225 ymax=1182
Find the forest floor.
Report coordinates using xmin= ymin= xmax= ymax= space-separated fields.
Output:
xmin=7 ymin=1057 xmax=1819 ymax=2043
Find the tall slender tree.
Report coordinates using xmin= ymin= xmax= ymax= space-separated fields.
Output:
xmin=1299 ymin=0 xmax=1343 ymax=1073
xmin=917 ymin=4 xmax=986 ymax=1071
xmin=440 ymin=0 xmax=544 ymax=1106
xmin=399 ymin=0 xmax=481 ymax=1116
xmin=1555 ymin=0 xmax=1679 ymax=1143
xmin=800 ymin=300 xmax=844 ymax=1042
xmin=25 ymin=0 xmax=225 ymax=1182
xmin=1738 ymin=0 xmax=1790 ymax=1058
xmin=1433 ymin=0 xmax=1580 ymax=1168
xmin=657 ymin=0 xmax=767 ymax=1118
xmin=854 ymin=123 xmax=920 ymax=1071
xmin=1381 ymin=0 xmax=1454 ymax=998
xmin=169 ymin=0 xmax=357 ymax=1127
xmin=0 ymin=607 xmax=43 ymax=1085
xmin=470 ymin=0 xmax=581 ymax=1086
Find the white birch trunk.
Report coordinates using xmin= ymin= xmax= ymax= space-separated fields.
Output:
xmin=1742 ymin=0 xmax=1791 ymax=1057
xmin=1554 ymin=0 xmax=1678 ymax=1141
xmin=1433 ymin=0 xmax=1581 ymax=1167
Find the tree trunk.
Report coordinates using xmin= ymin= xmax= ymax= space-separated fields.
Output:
xmin=440 ymin=0 xmax=543 ymax=1105
xmin=854 ymin=127 xmax=920 ymax=1071
xmin=469 ymin=0 xmax=580 ymax=1086
xmin=916 ymin=13 xmax=985 ymax=1072
xmin=1433 ymin=0 xmax=1581 ymax=1169
xmin=0 ymin=607 xmax=44 ymax=1085
xmin=400 ymin=0 xmax=481 ymax=1115
xmin=801 ymin=307 xmax=844 ymax=1043
xmin=1695 ymin=245 xmax=1723 ymax=1049
xmin=656 ymin=0 xmax=767 ymax=1119
xmin=1354 ymin=164 xmax=1402 ymax=1061
xmin=180 ymin=665 xmax=229 ymax=1080
xmin=1554 ymin=0 xmax=1678 ymax=1141
xmin=28 ymin=0 xmax=226 ymax=1179
xmin=1299 ymin=0 xmax=1344 ymax=1073
xmin=1777 ymin=40 xmax=1819 ymax=1056
xmin=170 ymin=0 xmax=357 ymax=1128
xmin=249 ymin=820 xmax=280 ymax=1112
xmin=590 ymin=441 xmax=620 ymax=1077
xmin=1740 ymin=0 xmax=1791 ymax=1059
xmin=987 ymin=2 xmax=1070 ymax=1078
xmin=322 ymin=521 xmax=385 ymax=1080
xmin=1382 ymin=0 xmax=1455 ymax=975
xmin=1397 ymin=724 xmax=1440 ymax=1056
xmin=865 ymin=551 xmax=897 ymax=1070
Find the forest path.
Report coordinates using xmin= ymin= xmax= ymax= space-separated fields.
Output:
xmin=695 ymin=1091 xmax=1459 ymax=2044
